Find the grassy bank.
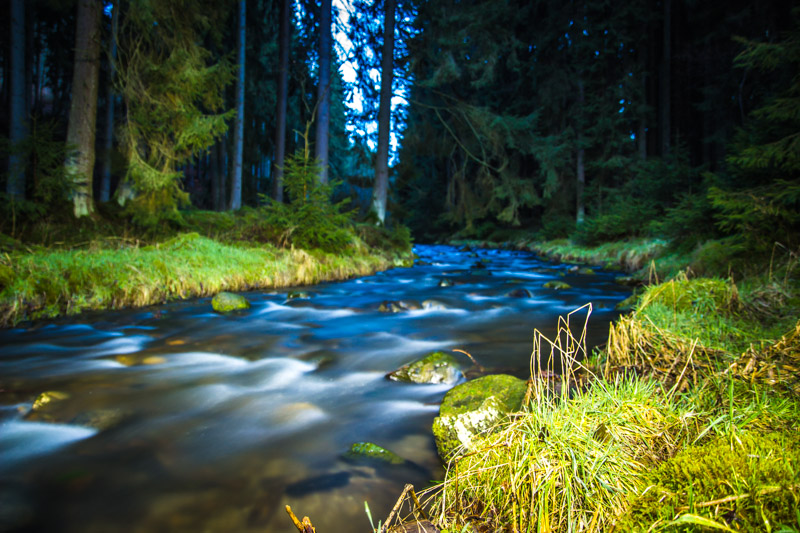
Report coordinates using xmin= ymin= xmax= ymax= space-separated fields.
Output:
xmin=0 ymin=216 xmax=412 ymax=327
xmin=409 ymin=238 xmax=800 ymax=532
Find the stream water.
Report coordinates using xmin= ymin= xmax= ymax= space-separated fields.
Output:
xmin=0 ymin=244 xmax=631 ymax=533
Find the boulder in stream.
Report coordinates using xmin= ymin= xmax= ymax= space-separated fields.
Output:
xmin=387 ymin=351 xmax=462 ymax=384
xmin=432 ymin=374 xmax=527 ymax=460
xmin=506 ymin=288 xmax=532 ymax=298
xmin=378 ymin=300 xmax=421 ymax=313
xmin=543 ymin=281 xmax=572 ymax=290
xmin=211 ymin=292 xmax=250 ymax=313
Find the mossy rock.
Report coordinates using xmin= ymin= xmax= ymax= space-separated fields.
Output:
xmin=543 ymin=281 xmax=572 ymax=290
xmin=287 ymin=290 xmax=310 ymax=299
xmin=578 ymin=267 xmax=596 ymax=275
xmin=440 ymin=374 xmax=527 ymax=417
xmin=343 ymin=441 xmax=404 ymax=465
xmin=30 ymin=391 xmax=70 ymax=411
xmin=211 ymin=292 xmax=250 ymax=313
xmin=387 ymin=351 xmax=462 ymax=384
xmin=432 ymin=374 xmax=527 ymax=460
xmin=379 ymin=300 xmax=421 ymax=313
xmin=618 ymin=431 xmax=800 ymax=532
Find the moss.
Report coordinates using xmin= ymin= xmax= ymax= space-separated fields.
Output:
xmin=439 ymin=374 xmax=527 ymax=417
xmin=638 ymin=276 xmax=739 ymax=316
xmin=388 ymin=351 xmax=462 ymax=384
xmin=344 ymin=442 xmax=405 ymax=465
xmin=618 ymin=431 xmax=800 ymax=532
xmin=543 ymin=280 xmax=572 ymax=290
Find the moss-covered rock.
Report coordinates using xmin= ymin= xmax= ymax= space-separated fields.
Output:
xmin=211 ymin=292 xmax=250 ymax=313
xmin=387 ymin=351 xmax=462 ymax=384
xmin=432 ymin=374 xmax=527 ymax=460
xmin=543 ymin=281 xmax=572 ymax=290
xmin=378 ymin=300 xmax=421 ymax=313
xmin=343 ymin=441 xmax=405 ymax=465
xmin=31 ymin=391 xmax=70 ymax=411
xmin=578 ymin=267 xmax=596 ymax=275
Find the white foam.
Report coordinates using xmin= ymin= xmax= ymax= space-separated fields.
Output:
xmin=0 ymin=420 xmax=96 ymax=469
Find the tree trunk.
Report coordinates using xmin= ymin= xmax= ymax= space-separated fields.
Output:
xmin=65 ymin=0 xmax=102 ymax=218
xmin=314 ymin=0 xmax=332 ymax=184
xmin=7 ymin=0 xmax=26 ymax=199
xmin=272 ymin=0 xmax=291 ymax=202
xmin=659 ymin=0 xmax=671 ymax=157
xmin=229 ymin=0 xmax=246 ymax=210
xmin=99 ymin=0 xmax=119 ymax=203
xmin=575 ymin=78 xmax=585 ymax=225
xmin=372 ymin=0 xmax=396 ymax=225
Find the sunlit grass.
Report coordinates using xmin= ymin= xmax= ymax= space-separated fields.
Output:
xmin=0 ymin=232 xmax=409 ymax=326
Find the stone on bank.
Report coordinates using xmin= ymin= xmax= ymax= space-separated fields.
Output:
xmin=432 ymin=374 xmax=527 ymax=460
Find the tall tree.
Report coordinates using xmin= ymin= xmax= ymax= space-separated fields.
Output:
xmin=659 ymin=0 xmax=671 ymax=156
xmin=7 ymin=0 xmax=27 ymax=199
xmin=99 ymin=0 xmax=119 ymax=203
xmin=372 ymin=0 xmax=396 ymax=225
xmin=272 ymin=0 xmax=291 ymax=203
xmin=230 ymin=0 xmax=246 ymax=210
xmin=64 ymin=0 xmax=102 ymax=218
xmin=314 ymin=0 xmax=332 ymax=184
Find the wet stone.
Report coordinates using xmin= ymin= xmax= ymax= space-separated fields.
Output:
xmin=387 ymin=351 xmax=462 ymax=385
xmin=543 ymin=281 xmax=572 ymax=290
xmin=211 ymin=292 xmax=250 ymax=314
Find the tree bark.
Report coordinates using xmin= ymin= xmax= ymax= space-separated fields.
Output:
xmin=230 ymin=0 xmax=246 ymax=210
xmin=659 ymin=0 xmax=671 ymax=156
xmin=372 ymin=0 xmax=396 ymax=225
xmin=65 ymin=0 xmax=102 ymax=218
xmin=272 ymin=0 xmax=291 ymax=203
xmin=576 ymin=78 xmax=585 ymax=225
xmin=7 ymin=0 xmax=27 ymax=199
xmin=314 ymin=0 xmax=332 ymax=184
xmin=99 ymin=0 xmax=119 ymax=203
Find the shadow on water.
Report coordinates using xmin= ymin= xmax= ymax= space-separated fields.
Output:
xmin=0 ymin=244 xmax=631 ymax=533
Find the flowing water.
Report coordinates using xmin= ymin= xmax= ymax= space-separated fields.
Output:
xmin=0 ymin=244 xmax=630 ymax=533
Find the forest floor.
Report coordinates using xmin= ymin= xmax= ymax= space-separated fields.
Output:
xmin=419 ymin=236 xmax=800 ymax=532
xmin=0 ymin=209 xmax=412 ymax=327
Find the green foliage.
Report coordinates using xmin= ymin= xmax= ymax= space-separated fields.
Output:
xmin=116 ymin=0 xmax=234 ymax=227
xmin=0 ymin=119 xmax=73 ymax=236
xmin=260 ymin=151 xmax=355 ymax=253
xmin=708 ymin=13 xmax=800 ymax=256
xmin=618 ymin=432 xmax=800 ymax=532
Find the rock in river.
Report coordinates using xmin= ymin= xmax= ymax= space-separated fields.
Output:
xmin=343 ymin=441 xmax=405 ymax=465
xmin=432 ymin=374 xmax=527 ymax=460
xmin=543 ymin=281 xmax=572 ymax=290
xmin=211 ymin=292 xmax=250 ymax=313
xmin=387 ymin=351 xmax=462 ymax=384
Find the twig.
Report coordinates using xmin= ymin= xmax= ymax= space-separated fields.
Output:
xmin=675 ymin=484 xmax=799 ymax=511
xmin=285 ymin=505 xmax=315 ymax=533
xmin=452 ymin=348 xmax=486 ymax=374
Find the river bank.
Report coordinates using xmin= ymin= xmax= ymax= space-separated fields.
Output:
xmin=407 ymin=237 xmax=800 ymax=532
xmin=0 ymin=220 xmax=412 ymax=327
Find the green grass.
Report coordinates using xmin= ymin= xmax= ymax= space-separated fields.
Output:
xmin=0 ymin=232 xmax=410 ymax=326
xmin=419 ymin=265 xmax=800 ymax=532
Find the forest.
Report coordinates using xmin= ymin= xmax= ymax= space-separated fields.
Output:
xmin=1 ymin=0 xmax=800 ymax=532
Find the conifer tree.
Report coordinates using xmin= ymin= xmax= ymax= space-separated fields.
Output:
xmin=315 ymin=0 xmax=332 ymax=184
xmin=64 ymin=0 xmax=102 ymax=218
xmin=6 ymin=0 xmax=27 ymax=200
xmin=230 ymin=0 xmax=246 ymax=210
xmin=372 ymin=0 xmax=396 ymax=225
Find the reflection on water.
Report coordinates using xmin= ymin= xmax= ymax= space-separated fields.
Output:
xmin=0 ymin=245 xmax=630 ymax=532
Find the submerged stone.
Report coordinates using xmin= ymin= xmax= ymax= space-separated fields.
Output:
xmin=432 ymin=374 xmax=527 ymax=460
xmin=437 ymin=278 xmax=454 ymax=287
xmin=543 ymin=281 xmax=572 ymax=290
xmin=71 ymin=408 xmax=126 ymax=430
xmin=506 ymin=288 xmax=532 ymax=298
xmin=379 ymin=300 xmax=421 ymax=313
xmin=31 ymin=391 xmax=70 ymax=411
xmin=287 ymin=290 xmax=310 ymax=299
xmin=422 ymin=299 xmax=448 ymax=310
xmin=578 ymin=267 xmax=596 ymax=275
xmin=211 ymin=292 xmax=250 ymax=313
xmin=388 ymin=351 xmax=462 ymax=384
xmin=343 ymin=441 xmax=405 ymax=465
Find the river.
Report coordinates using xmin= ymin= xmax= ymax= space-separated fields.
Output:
xmin=0 ymin=244 xmax=630 ymax=532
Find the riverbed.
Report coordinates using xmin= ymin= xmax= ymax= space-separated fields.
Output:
xmin=0 ymin=244 xmax=630 ymax=532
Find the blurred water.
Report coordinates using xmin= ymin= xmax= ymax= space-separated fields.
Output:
xmin=0 ymin=244 xmax=630 ymax=532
